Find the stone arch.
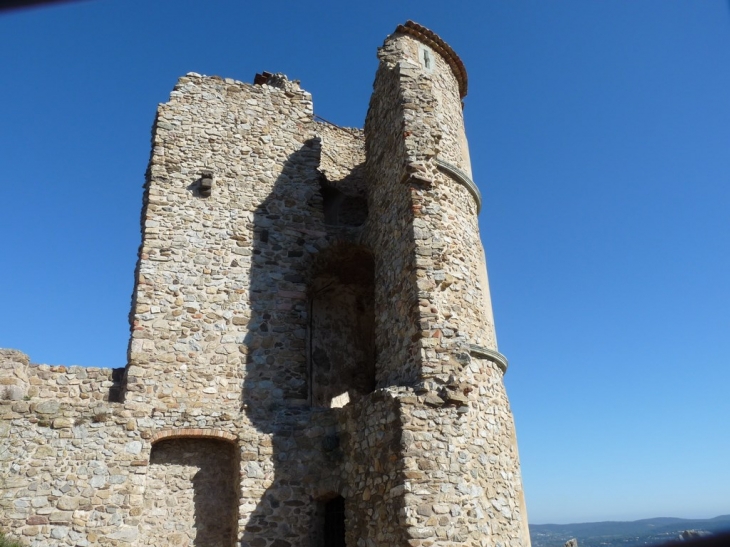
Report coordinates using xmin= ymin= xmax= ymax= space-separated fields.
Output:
xmin=308 ymin=243 xmax=376 ymax=408
xmin=150 ymin=428 xmax=238 ymax=445
xmin=140 ymin=431 xmax=239 ymax=547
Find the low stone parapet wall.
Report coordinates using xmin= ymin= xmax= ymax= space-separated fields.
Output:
xmin=0 ymin=349 xmax=123 ymax=405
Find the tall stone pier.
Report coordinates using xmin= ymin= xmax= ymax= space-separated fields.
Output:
xmin=0 ymin=21 xmax=530 ymax=547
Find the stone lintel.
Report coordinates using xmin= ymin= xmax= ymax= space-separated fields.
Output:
xmin=150 ymin=428 xmax=238 ymax=445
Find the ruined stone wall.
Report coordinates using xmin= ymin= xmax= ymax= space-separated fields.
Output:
xmin=337 ymin=389 xmax=409 ymax=547
xmin=1 ymin=352 xmax=143 ymax=546
xmin=126 ymin=72 xmax=319 ymax=413
xmin=0 ymin=349 xmax=254 ymax=547
xmin=316 ymin=123 xmax=368 ymax=229
xmin=0 ymin=349 xmax=121 ymax=405
xmin=1 ymin=21 xmax=530 ymax=547
xmin=316 ymin=123 xmax=366 ymax=196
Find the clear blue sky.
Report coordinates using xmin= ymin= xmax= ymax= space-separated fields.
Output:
xmin=1 ymin=0 xmax=729 ymax=525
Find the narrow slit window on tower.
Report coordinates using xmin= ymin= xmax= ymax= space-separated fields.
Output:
xmin=418 ymin=44 xmax=434 ymax=73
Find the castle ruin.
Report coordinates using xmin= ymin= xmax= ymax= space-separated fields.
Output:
xmin=0 ymin=21 xmax=531 ymax=547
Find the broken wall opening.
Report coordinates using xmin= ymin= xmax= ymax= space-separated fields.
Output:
xmin=319 ymin=178 xmax=368 ymax=227
xmin=309 ymin=246 xmax=375 ymax=408
xmin=140 ymin=438 xmax=239 ymax=547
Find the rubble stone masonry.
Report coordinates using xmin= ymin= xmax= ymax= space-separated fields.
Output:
xmin=1 ymin=21 xmax=530 ymax=547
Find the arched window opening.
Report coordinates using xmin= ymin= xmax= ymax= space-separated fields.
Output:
xmin=309 ymin=246 xmax=375 ymax=408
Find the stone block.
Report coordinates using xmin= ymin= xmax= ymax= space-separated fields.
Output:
xmin=52 ymin=417 xmax=74 ymax=429
xmin=33 ymin=400 xmax=60 ymax=415
xmin=56 ymin=496 xmax=79 ymax=510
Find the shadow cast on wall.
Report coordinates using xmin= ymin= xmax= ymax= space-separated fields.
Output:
xmin=143 ymin=438 xmax=239 ymax=547
xmin=241 ymin=139 xmax=339 ymax=547
xmin=239 ymin=139 xmax=393 ymax=547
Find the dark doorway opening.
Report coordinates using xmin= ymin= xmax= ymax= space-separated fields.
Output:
xmin=324 ymin=496 xmax=346 ymax=547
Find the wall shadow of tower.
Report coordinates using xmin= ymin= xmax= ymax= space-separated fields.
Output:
xmin=241 ymin=138 xmax=333 ymax=546
xmin=240 ymin=138 xmax=409 ymax=547
xmin=146 ymin=438 xmax=239 ymax=547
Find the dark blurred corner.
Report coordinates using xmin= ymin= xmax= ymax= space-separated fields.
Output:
xmin=663 ymin=533 xmax=730 ymax=547
xmin=0 ymin=0 xmax=88 ymax=13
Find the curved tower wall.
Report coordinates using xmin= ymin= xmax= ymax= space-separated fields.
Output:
xmin=365 ymin=22 xmax=531 ymax=547
xmin=366 ymin=24 xmax=499 ymax=386
xmin=364 ymin=37 xmax=422 ymax=387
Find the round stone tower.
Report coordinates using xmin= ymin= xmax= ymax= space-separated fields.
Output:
xmin=363 ymin=21 xmax=532 ymax=546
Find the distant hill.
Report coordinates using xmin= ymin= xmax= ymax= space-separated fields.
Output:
xmin=530 ymin=514 xmax=730 ymax=547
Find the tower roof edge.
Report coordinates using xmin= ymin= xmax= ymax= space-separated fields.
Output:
xmin=394 ymin=20 xmax=468 ymax=98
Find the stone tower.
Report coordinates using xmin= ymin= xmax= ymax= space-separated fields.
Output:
xmin=0 ymin=21 xmax=529 ymax=547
